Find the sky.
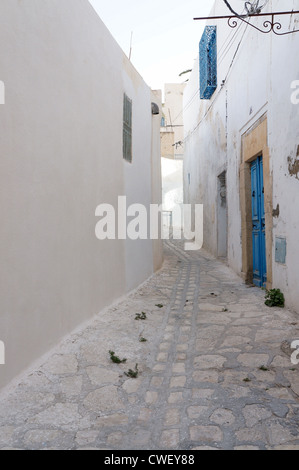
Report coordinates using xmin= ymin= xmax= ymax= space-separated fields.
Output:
xmin=88 ymin=0 xmax=215 ymax=92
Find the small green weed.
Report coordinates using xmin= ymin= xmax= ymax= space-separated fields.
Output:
xmin=125 ymin=364 xmax=139 ymax=379
xmin=109 ymin=350 xmax=127 ymax=364
xmin=139 ymin=337 xmax=147 ymax=343
xmin=135 ymin=312 xmax=147 ymax=320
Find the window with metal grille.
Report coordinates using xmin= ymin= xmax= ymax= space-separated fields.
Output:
xmin=123 ymin=94 xmax=132 ymax=163
xmin=199 ymin=26 xmax=217 ymax=100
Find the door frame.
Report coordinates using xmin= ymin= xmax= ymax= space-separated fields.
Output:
xmin=240 ymin=115 xmax=273 ymax=289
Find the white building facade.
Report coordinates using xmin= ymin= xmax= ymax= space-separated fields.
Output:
xmin=184 ymin=0 xmax=299 ymax=313
xmin=0 ymin=0 xmax=162 ymax=391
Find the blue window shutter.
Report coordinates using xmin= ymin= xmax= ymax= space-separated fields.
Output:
xmin=199 ymin=26 xmax=217 ymax=100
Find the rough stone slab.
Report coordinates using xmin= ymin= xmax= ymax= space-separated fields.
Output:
xmin=60 ymin=376 xmax=83 ymax=397
xmin=145 ymin=391 xmax=158 ymax=405
xmin=96 ymin=413 xmax=128 ymax=427
xmin=195 ymin=339 xmax=217 ymax=352
xmin=236 ymin=426 xmax=264 ymax=443
xmin=194 ymin=355 xmax=226 ymax=370
xmin=190 ymin=425 xmax=223 ymax=443
xmin=29 ymin=403 xmax=81 ymax=427
xmin=150 ymin=377 xmax=164 ymax=388
xmin=86 ymin=367 xmax=120 ymax=386
xmin=210 ymin=409 xmax=235 ymax=426
xmin=168 ymin=392 xmax=183 ymax=404
xmin=75 ymin=431 xmax=99 ymax=447
xmin=266 ymin=422 xmax=299 ymax=446
xmin=164 ymin=409 xmax=181 ymax=426
xmin=45 ymin=354 xmax=78 ymax=375
xmin=24 ymin=429 xmax=68 ymax=448
xmin=255 ymin=330 xmax=287 ymax=343
xmin=192 ymin=370 xmax=219 ymax=383
xmin=107 ymin=432 xmax=124 ymax=446
xmin=198 ymin=303 xmax=226 ymax=312
xmin=237 ymin=353 xmax=269 ymax=367
xmin=283 ymin=371 xmax=299 ymax=397
xmin=170 ymin=376 xmax=186 ymax=388
xmin=161 ymin=429 xmax=180 ymax=448
xmin=187 ymin=406 xmax=208 ymax=419
xmin=221 ymin=336 xmax=251 ymax=347
xmin=243 ymin=405 xmax=272 ymax=428
xmin=83 ymin=386 xmax=124 ymax=413
xmin=172 ymin=363 xmax=186 ymax=374
xmin=0 ymin=426 xmax=14 ymax=448
xmin=122 ymin=378 xmax=143 ymax=394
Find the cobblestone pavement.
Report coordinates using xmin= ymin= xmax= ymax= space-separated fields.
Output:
xmin=1 ymin=240 xmax=299 ymax=450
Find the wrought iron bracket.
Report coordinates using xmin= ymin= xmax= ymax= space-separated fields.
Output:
xmin=194 ymin=11 xmax=299 ymax=36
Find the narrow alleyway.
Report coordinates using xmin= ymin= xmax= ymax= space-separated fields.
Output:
xmin=0 ymin=240 xmax=299 ymax=450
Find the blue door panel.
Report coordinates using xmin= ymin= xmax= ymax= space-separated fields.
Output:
xmin=252 ymin=231 xmax=261 ymax=279
xmin=251 ymin=156 xmax=267 ymax=288
xmin=251 ymin=162 xmax=259 ymax=221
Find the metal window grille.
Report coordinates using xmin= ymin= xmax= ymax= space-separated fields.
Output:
xmin=199 ymin=26 xmax=217 ymax=100
xmin=123 ymin=94 xmax=132 ymax=163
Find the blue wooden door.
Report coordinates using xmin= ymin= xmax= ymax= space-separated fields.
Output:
xmin=251 ymin=156 xmax=267 ymax=287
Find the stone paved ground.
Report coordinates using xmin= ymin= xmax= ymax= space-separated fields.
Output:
xmin=0 ymin=240 xmax=299 ymax=450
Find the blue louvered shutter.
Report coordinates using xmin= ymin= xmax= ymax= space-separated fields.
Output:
xmin=199 ymin=26 xmax=217 ymax=100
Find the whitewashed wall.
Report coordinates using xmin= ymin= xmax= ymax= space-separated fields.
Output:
xmin=184 ymin=0 xmax=299 ymax=312
xmin=0 ymin=0 xmax=162 ymax=390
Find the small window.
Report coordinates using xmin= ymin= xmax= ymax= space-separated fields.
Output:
xmin=199 ymin=26 xmax=217 ymax=100
xmin=123 ymin=94 xmax=132 ymax=163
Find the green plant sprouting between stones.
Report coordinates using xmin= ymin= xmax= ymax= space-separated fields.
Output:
xmin=135 ymin=312 xmax=147 ymax=321
xmin=265 ymin=289 xmax=285 ymax=308
xmin=109 ymin=350 xmax=127 ymax=364
xmin=125 ymin=364 xmax=139 ymax=379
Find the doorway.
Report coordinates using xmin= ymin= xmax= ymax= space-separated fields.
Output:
xmin=240 ymin=116 xmax=273 ymax=289
xmin=217 ymin=171 xmax=228 ymax=259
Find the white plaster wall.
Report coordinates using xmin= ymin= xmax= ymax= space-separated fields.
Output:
xmin=269 ymin=12 xmax=299 ymax=312
xmin=184 ymin=0 xmax=299 ymax=312
xmin=0 ymin=0 xmax=162 ymax=390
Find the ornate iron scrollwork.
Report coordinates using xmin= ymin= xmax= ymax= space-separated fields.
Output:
xmin=228 ymin=12 xmax=299 ymax=36
xmin=195 ymin=11 xmax=299 ymax=36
